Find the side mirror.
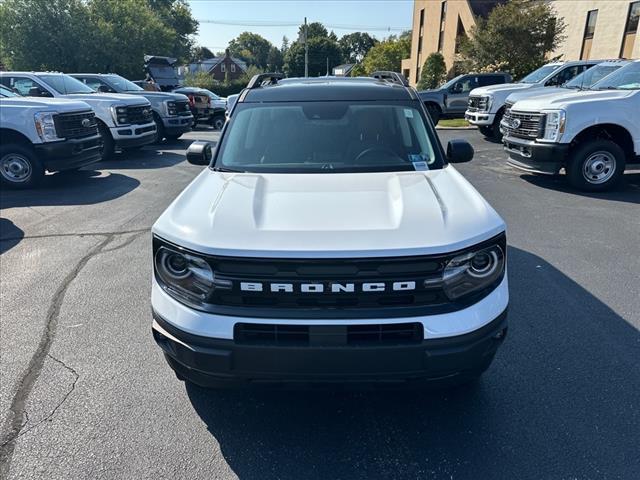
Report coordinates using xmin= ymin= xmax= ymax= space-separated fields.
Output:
xmin=447 ymin=139 xmax=474 ymax=163
xmin=186 ymin=140 xmax=215 ymax=166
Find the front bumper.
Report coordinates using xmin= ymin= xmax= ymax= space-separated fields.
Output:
xmin=465 ymin=110 xmax=495 ymax=126
xmin=503 ymin=135 xmax=569 ymax=175
xmin=153 ymin=309 xmax=507 ymax=386
xmin=162 ymin=115 xmax=193 ymax=135
xmin=110 ymin=122 xmax=157 ymax=148
xmin=34 ymin=134 xmax=102 ymax=171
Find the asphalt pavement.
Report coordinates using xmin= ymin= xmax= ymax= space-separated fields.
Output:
xmin=1 ymin=126 xmax=639 ymax=479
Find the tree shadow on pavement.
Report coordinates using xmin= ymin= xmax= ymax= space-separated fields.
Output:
xmin=0 ymin=169 xmax=140 ymax=209
xmin=519 ymin=172 xmax=640 ymax=205
xmin=186 ymin=246 xmax=640 ymax=480
xmin=0 ymin=218 xmax=24 ymax=255
xmin=100 ymin=148 xmax=189 ymax=170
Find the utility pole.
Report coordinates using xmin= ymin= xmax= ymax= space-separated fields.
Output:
xmin=326 ymin=57 xmax=329 ymax=76
xmin=304 ymin=17 xmax=309 ymax=78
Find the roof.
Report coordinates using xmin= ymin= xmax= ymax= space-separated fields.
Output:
xmin=188 ymin=56 xmax=248 ymax=74
xmin=242 ymin=77 xmax=414 ymax=103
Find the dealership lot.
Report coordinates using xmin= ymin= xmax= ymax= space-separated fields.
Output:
xmin=1 ymin=128 xmax=639 ymax=479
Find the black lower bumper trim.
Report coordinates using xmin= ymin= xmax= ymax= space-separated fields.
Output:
xmin=115 ymin=131 xmax=157 ymax=148
xmin=152 ymin=309 xmax=508 ymax=386
xmin=503 ymin=135 xmax=569 ymax=174
xmin=34 ymin=134 xmax=102 ymax=171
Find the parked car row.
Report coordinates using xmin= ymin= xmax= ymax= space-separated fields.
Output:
xmin=0 ymin=70 xmax=229 ymax=189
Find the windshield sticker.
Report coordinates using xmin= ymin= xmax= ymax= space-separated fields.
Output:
xmin=404 ymin=109 xmax=414 ymax=118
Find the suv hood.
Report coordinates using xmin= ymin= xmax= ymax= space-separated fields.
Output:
xmin=64 ymin=93 xmax=149 ymax=106
xmin=513 ymin=89 xmax=635 ymax=111
xmin=153 ymin=167 xmax=505 ymax=258
xmin=0 ymin=97 xmax=91 ymax=111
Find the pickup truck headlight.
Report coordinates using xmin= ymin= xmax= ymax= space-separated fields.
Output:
xmin=540 ymin=110 xmax=566 ymax=142
xmin=110 ymin=105 xmax=129 ymax=125
xmin=481 ymin=95 xmax=493 ymax=112
xmin=34 ymin=112 xmax=62 ymax=142
xmin=442 ymin=244 xmax=505 ymax=300
xmin=166 ymin=101 xmax=177 ymax=116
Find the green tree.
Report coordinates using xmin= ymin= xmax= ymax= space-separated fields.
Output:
xmin=284 ymin=22 xmax=342 ymax=77
xmin=358 ymin=34 xmax=411 ymax=74
xmin=417 ymin=52 xmax=447 ymax=89
xmin=190 ymin=46 xmax=215 ymax=62
xmin=298 ymin=22 xmax=329 ymax=41
xmin=459 ymin=0 xmax=565 ymax=79
xmin=267 ymin=46 xmax=284 ymax=71
xmin=228 ymin=32 xmax=273 ymax=69
xmin=339 ymin=32 xmax=378 ymax=64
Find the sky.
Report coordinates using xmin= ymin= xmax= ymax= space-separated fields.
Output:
xmin=187 ymin=0 xmax=414 ymax=53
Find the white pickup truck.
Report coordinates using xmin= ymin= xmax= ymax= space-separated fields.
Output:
xmin=0 ymin=86 xmax=102 ymax=188
xmin=0 ymin=72 xmax=157 ymax=160
xmin=465 ymin=61 xmax=599 ymax=140
xmin=501 ymin=60 xmax=640 ymax=191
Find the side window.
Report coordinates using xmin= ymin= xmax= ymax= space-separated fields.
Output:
xmin=478 ymin=75 xmax=501 ymax=87
xmin=82 ymin=78 xmax=112 ymax=92
xmin=231 ymin=64 xmax=236 ymax=73
xmin=457 ymin=76 xmax=479 ymax=93
xmin=547 ymin=66 xmax=582 ymax=86
xmin=5 ymin=77 xmax=49 ymax=96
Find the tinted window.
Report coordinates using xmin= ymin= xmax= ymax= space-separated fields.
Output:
xmin=593 ymin=61 xmax=640 ymax=90
xmin=478 ymin=75 xmax=503 ymax=87
xmin=216 ymin=102 xmax=441 ymax=173
xmin=39 ymin=74 xmax=95 ymax=94
xmin=547 ymin=65 xmax=591 ymax=86
xmin=1 ymin=77 xmax=45 ymax=96
xmin=519 ymin=65 xmax=563 ymax=84
xmin=79 ymin=77 xmax=113 ymax=92
xmin=103 ymin=75 xmax=143 ymax=92
xmin=565 ymin=64 xmax=624 ymax=88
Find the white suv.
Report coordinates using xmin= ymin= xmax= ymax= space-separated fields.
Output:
xmin=502 ymin=60 xmax=640 ymax=191
xmin=151 ymin=73 xmax=509 ymax=388
xmin=0 ymin=72 xmax=157 ymax=160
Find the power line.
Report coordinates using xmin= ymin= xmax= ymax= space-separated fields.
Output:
xmin=197 ymin=19 xmax=410 ymax=32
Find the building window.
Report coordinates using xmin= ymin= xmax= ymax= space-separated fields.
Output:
xmin=419 ymin=8 xmax=425 ymax=37
xmin=455 ymin=16 xmax=466 ymax=54
xmin=221 ymin=63 xmax=226 ymax=73
xmin=438 ymin=1 xmax=447 ymax=52
xmin=580 ymin=10 xmax=598 ymax=60
xmin=231 ymin=64 xmax=236 ymax=73
xmin=621 ymin=2 xmax=640 ymax=58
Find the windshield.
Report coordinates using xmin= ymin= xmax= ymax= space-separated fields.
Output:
xmin=592 ymin=62 xmax=640 ymax=90
xmin=564 ymin=64 xmax=624 ymax=89
xmin=39 ymin=74 xmax=95 ymax=94
xmin=215 ymin=102 xmax=441 ymax=173
xmin=204 ymin=90 xmax=220 ymax=100
xmin=0 ymin=85 xmax=19 ymax=97
xmin=104 ymin=74 xmax=143 ymax=92
xmin=519 ymin=65 xmax=562 ymax=84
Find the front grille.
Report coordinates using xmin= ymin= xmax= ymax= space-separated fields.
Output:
xmin=53 ymin=111 xmax=98 ymax=139
xmin=501 ymin=109 xmax=544 ymax=139
xmin=234 ymin=323 xmax=423 ymax=346
xmin=124 ymin=105 xmax=153 ymax=125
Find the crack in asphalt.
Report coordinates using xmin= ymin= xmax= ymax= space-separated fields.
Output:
xmin=0 ymin=227 xmax=149 ymax=243
xmin=0 ymin=229 xmax=146 ymax=476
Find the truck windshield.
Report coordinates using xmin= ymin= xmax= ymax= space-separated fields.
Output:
xmin=39 ymin=74 xmax=95 ymax=95
xmin=592 ymin=62 xmax=640 ymax=90
xmin=519 ymin=65 xmax=562 ymax=84
xmin=215 ymin=102 xmax=441 ymax=173
xmin=104 ymin=75 xmax=143 ymax=92
xmin=564 ymin=64 xmax=624 ymax=89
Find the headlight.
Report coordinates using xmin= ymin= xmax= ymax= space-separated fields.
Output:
xmin=155 ymin=247 xmax=232 ymax=305
xmin=166 ymin=101 xmax=177 ymax=116
xmin=34 ymin=112 xmax=61 ymax=142
xmin=110 ymin=105 xmax=129 ymax=125
xmin=540 ymin=110 xmax=566 ymax=142
xmin=481 ymin=95 xmax=493 ymax=112
xmin=442 ymin=244 xmax=505 ymax=300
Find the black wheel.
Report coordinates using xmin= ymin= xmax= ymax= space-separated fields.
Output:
xmin=97 ymin=122 xmax=115 ymax=161
xmin=0 ymin=144 xmax=44 ymax=189
xmin=566 ymin=139 xmax=626 ymax=192
xmin=425 ymin=103 xmax=441 ymax=126
xmin=479 ymin=125 xmax=493 ymax=137
xmin=153 ymin=114 xmax=166 ymax=143
xmin=211 ymin=114 xmax=225 ymax=130
xmin=490 ymin=109 xmax=504 ymax=141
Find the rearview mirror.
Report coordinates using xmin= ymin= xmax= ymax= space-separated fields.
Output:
xmin=447 ymin=139 xmax=474 ymax=163
xmin=186 ymin=140 xmax=215 ymax=166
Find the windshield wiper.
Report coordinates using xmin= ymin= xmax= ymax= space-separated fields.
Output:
xmin=213 ymin=166 xmax=244 ymax=173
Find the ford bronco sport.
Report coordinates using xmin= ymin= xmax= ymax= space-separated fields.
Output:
xmin=151 ymin=73 xmax=509 ymax=388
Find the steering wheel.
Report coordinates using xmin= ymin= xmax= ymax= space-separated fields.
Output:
xmin=354 ymin=146 xmax=399 ymax=164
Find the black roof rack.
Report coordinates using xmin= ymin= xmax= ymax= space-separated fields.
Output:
xmin=246 ymin=73 xmax=285 ymax=89
xmin=370 ymin=71 xmax=409 ymax=87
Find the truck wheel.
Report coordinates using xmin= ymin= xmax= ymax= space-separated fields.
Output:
xmin=566 ymin=140 xmax=625 ymax=191
xmin=0 ymin=144 xmax=45 ymax=189
xmin=490 ymin=110 xmax=504 ymax=142
xmin=425 ymin=103 xmax=441 ymax=126
xmin=211 ymin=114 xmax=225 ymax=131
xmin=98 ymin=122 xmax=115 ymax=161
xmin=479 ymin=125 xmax=493 ymax=137
xmin=153 ymin=114 xmax=165 ymax=143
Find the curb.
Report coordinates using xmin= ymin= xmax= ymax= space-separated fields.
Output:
xmin=435 ymin=126 xmax=477 ymax=130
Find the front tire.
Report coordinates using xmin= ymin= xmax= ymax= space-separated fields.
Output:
xmin=211 ymin=114 xmax=225 ymax=131
xmin=479 ymin=125 xmax=493 ymax=138
xmin=97 ymin=122 xmax=115 ymax=161
xmin=425 ymin=103 xmax=441 ymax=126
xmin=153 ymin=114 xmax=166 ymax=143
xmin=0 ymin=144 xmax=44 ymax=189
xmin=566 ymin=139 xmax=625 ymax=191
xmin=489 ymin=109 xmax=504 ymax=142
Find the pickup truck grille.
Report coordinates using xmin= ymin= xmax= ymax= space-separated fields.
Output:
xmin=154 ymin=234 xmax=506 ymax=319
xmin=54 ymin=111 xmax=98 ymax=139
xmin=124 ymin=105 xmax=153 ymax=125
xmin=501 ymin=109 xmax=544 ymax=139
xmin=174 ymin=100 xmax=191 ymax=116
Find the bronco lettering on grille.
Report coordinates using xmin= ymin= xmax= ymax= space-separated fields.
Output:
xmin=240 ymin=281 xmax=418 ymax=293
